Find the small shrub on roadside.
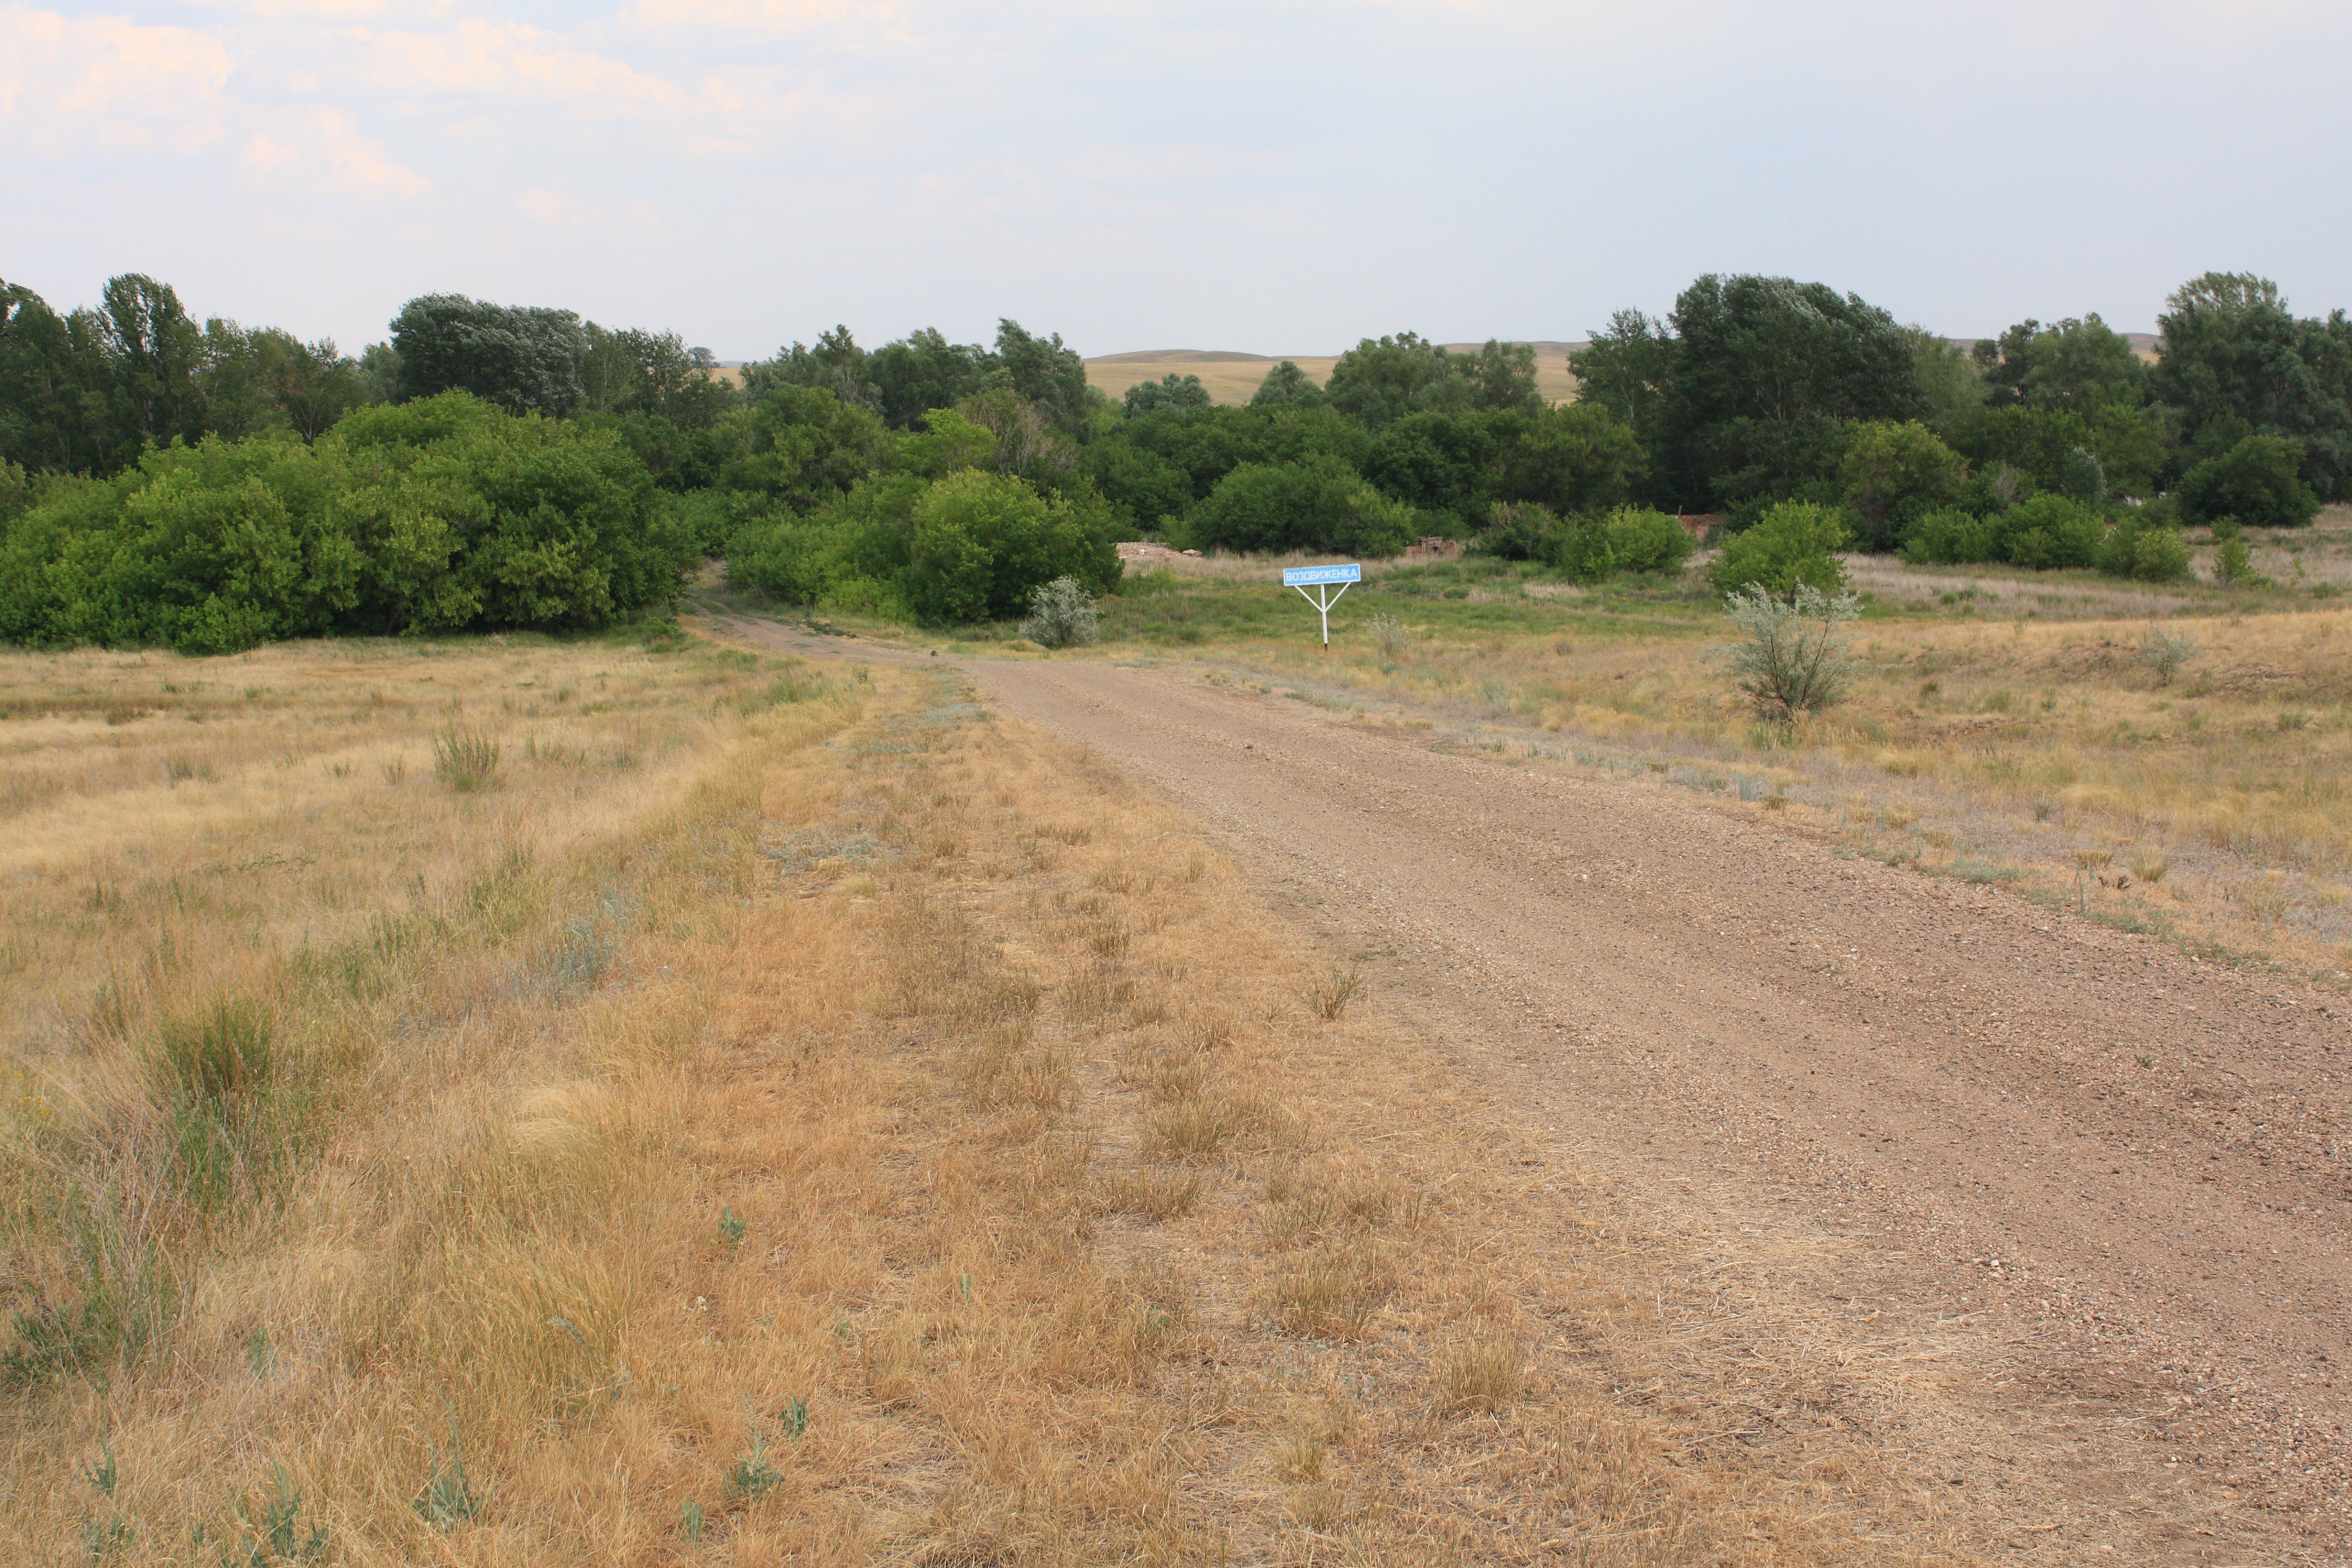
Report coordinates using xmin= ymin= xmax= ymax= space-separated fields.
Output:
xmin=1307 ymin=961 xmax=1361 ymax=1020
xmin=1017 ymin=575 xmax=1101 ymax=649
xmin=2136 ymin=624 xmax=2199 ymax=685
xmin=1720 ymin=582 xmax=1859 ymax=721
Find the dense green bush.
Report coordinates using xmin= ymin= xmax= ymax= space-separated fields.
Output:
xmin=1896 ymin=506 xmax=1997 ymax=565
xmin=729 ymin=466 xmax=1117 ymax=628
xmin=1473 ymin=503 xmax=1691 ymax=581
xmin=1897 ymin=493 xmax=2188 ymax=580
xmin=1476 ymin=501 xmax=1562 ymax=562
xmin=1999 ymin=494 xmax=2107 ymax=569
xmin=2095 ymin=508 xmax=2193 ymax=581
xmin=1559 ymin=507 xmax=1694 ymax=580
xmin=2177 ymin=434 xmax=2321 ymax=529
xmin=906 ymin=470 xmax=1119 ymax=624
xmin=1708 ymin=502 xmax=1848 ymax=597
xmin=0 ymin=393 xmax=693 ymax=653
xmin=1188 ymin=456 xmax=1415 ymax=556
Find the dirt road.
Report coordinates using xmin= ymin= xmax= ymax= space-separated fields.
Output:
xmin=732 ymin=621 xmax=2352 ymax=1559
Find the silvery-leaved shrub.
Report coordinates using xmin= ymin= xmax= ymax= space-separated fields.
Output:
xmin=1720 ymin=581 xmax=1859 ymax=721
xmin=1019 ymin=576 xmax=1101 ymax=649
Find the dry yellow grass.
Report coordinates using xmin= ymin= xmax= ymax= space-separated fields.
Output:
xmin=2 ymin=629 xmax=2024 ymax=1562
xmin=1084 ymin=344 xmax=1585 ymax=407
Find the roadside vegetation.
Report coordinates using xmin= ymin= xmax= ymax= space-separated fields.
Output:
xmin=3 ymin=633 xmax=2016 ymax=1562
xmin=12 ymin=265 xmax=2349 ymax=659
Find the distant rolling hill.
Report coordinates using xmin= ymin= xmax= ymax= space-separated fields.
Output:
xmin=1085 ymin=344 xmax=1587 ymax=407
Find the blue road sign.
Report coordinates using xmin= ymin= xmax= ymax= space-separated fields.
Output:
xmin=1282 ymin=562 xmax=1360 ymax=646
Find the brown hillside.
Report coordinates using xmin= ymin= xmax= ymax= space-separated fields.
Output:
xmin=1086 ymin=343 xmax=1587 ymax=406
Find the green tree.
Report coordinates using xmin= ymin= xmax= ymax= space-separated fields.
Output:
xmin=2153 ymin=272 xmax=2352 ymax=498
xmin=1250 ymin=360 xmax=1325 ymax=407
xmin=1907 ymin=328 xmax=1984 ymax=422
xmin=583 ymin=324 xmax=733 ymax=428
xmin=1973 ymin=314 xmax=2148 ymax=412
xmin=718 ymin=386 xmax=890 ymax=509
xmin=1495 ymin=402 xmax=1648 ymax=514
xmin=2177 ymin=434 xmax=2321 ymax=529
xmin=1708 ymin=500 xmax=1848 ymax=597
xmin=1665 ymin=275 xmax=1924 ymax=513
xmin=1322 ymin=333 xmax=1469 ymax=429
xmin=994 ymin=319 xmax=1091 ymax=434
xmin=194 ymin=324 xmax=366 ymax=443
xmin=0 ymin=281 xmax=119 ymax=473
xmin=355 ymin=343 xmax=402 ymax=406
xmin=1937 ymin=404 xmax=2092 ymax=496
xmin=99 ymin=274 xmax=209 ymax=450
xmin=1569 ymin=309 xmax=1676 ymax=457
xmin=742 ymin=325 xmax=874 ymax=411
xmin=389 ymin=294 xmax=588 ymax=416
xmin=956 ymin=389 xmax=1078 ymax=490
xmin=1365 ymin=411 xmax=1498 ymax=528
xmin=1085 ymin=440 xmax=1190 ymax=531
xmin=1460 ymin=339 xmax=1542 ymax=415
xmin=1835 ymin=420 xmax=1967 ymax=550
xmin=1122 ymin=373 xmax=1211 ymax=417
xmin=868 ymin=328 xmax=995 ymax=429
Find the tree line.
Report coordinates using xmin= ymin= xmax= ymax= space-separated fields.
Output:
xmin=2 ymin=266 xmax=2345 ymax=651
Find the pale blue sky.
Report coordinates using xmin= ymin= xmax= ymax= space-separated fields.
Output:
xmin=6 ymin=1 xmax=2348 ymax=360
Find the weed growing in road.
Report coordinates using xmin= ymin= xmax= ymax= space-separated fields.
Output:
xmin=1308 ymin=961 xmax=1362 ymax=1020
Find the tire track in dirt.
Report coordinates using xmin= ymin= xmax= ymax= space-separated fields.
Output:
xmin=722 ymin=618 xmax=2351 ymax=1560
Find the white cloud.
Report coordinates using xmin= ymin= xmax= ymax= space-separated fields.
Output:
xmin=245 ymin=105 xmax=429 ymax=195
xmin=0 ymin=6 xmax=235 ymax=155
xmin=341 ymin=18 xmax=682 ymax=106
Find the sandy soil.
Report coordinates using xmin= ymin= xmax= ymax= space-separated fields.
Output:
xmin=724 ymin=617 xmax=2351 ymax=1561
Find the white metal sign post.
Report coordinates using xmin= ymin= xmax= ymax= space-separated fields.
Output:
xmin=1282 ymin=563 xmax=1361 ymax=649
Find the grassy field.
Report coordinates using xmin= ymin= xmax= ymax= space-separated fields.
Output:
xmin=0 ymin=629 xmax=2028 ymax=1563
xmin=909 ymin=509 xmax=2352 ymax=988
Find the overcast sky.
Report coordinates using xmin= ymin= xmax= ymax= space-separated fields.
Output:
xmin=6 ymin=1 xmax=2348 ymax=361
